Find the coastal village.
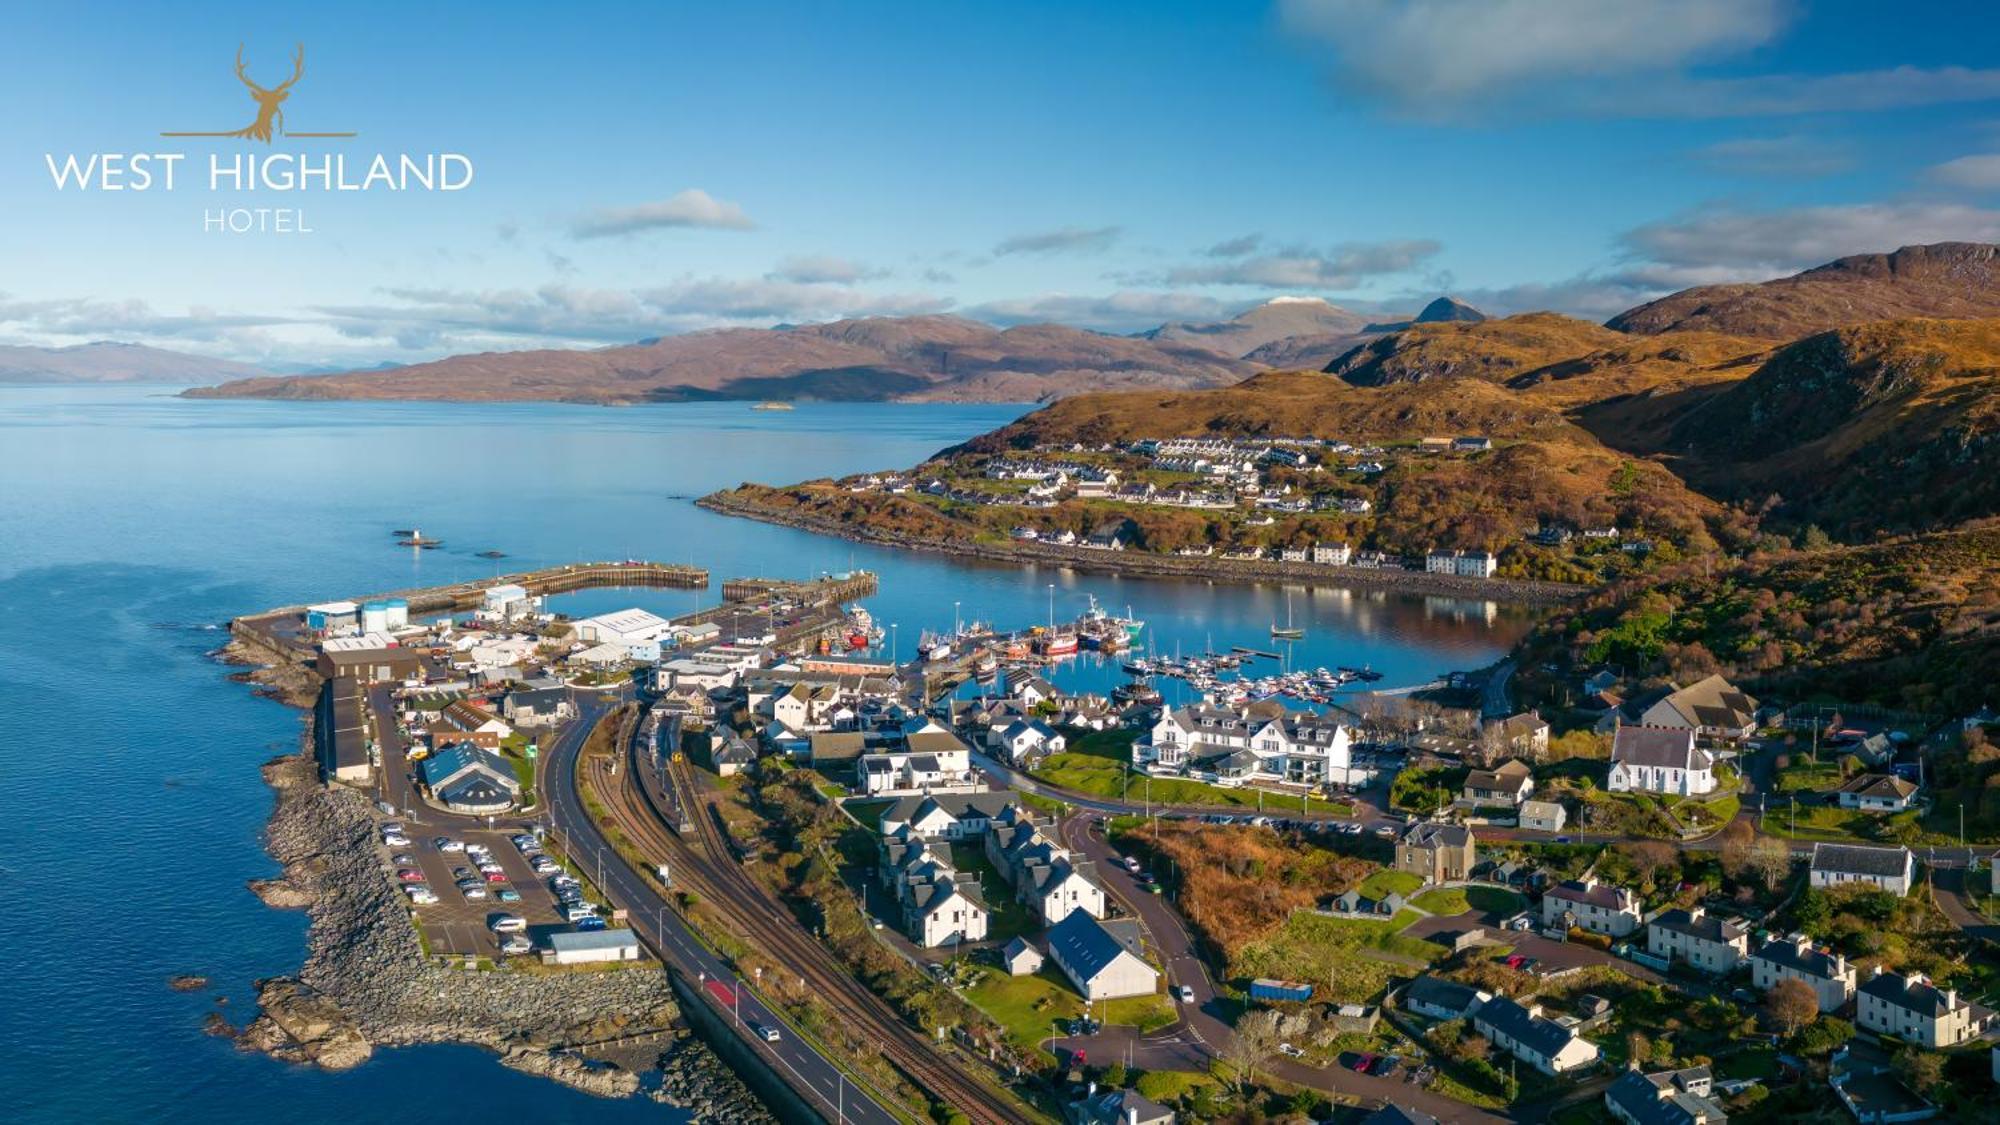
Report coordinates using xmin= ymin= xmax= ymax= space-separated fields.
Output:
xmin=755 ymin=430 xmax=1676 ymax=590
xmin=220 ymin=550 xmax=2000 ymax=1125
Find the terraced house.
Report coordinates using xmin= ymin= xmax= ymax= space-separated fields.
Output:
xmin=879 ymin=830 xmax=990 ymax=948
xmin=984 ymin=806 xmax=1106 ymax=925
xmin=1747 ymin=933 xmax=1856 ymax=1012
xmin=1141 ymin=701 xmax=1362 ymax=786
xmin=1543 ymin=876 xmax=1642 ymax=937
xmin=1645 ymin=906 xmax=1749 ymax=974
xmin=1856 ymin=967 xmax=1985 ymax=1048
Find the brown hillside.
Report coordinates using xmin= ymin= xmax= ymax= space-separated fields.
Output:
xmin=1665 ymin=318 xmax=2000 ymax=534
xmin=1607 ymin=242 xmax=2000 ymax=339
xmin=184 ymin=315 xmax=1254 ymax=405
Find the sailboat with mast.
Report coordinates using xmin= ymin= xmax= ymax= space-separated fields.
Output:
xmin=1270 ymin=591 xmax=1305 ymax=640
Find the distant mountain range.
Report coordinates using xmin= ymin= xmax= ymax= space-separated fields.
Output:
xmin=0 ymin=341 xmax=264 ymax=384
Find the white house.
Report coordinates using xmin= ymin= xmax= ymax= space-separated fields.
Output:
xmin=1604 ymin=1067 xmax=1726 ymax=1125
xmin=1747 ymin=934 xmax=1856 ymax=1013
xmin=1519 ymin=800 xmax=1568 ymax=833
xmin=1425 ymin=550 xmax=1499 ymax=578
xmin=1142 ymin=702 xmax=1361 ymax=786
xmin=1312 ymin=541 xmax=1352 ymax=566
xmin=1645 ymin=906 xmax=1749 ymax=974
xmin=1809 ymin=842 xmax=1914 ymax=896
xmin=877 ymin=792 xmax=1020 ymax=841
xmin=1607 ymin=725 xmax=1716 ymax=797
xmin=993 ymin=718 xmax=1066 ymax=765
xmin=985 ymin=809 xmax=1106 ymax=925
xmin=1046 ymin=911 xmax=1158 ymax=1001
xmin=1836 ymin=774 xmax=1919 ymax=813
xmin=858 ymin=734 xmax=980 ymax=797
xmin=1472 ymin=996 xmax=1600 ymax=1075
xmin=1402 ymin=976 xmax=1491 ymax=1022
xmin=1542 ymin=877 xmax=1641 ymax=938
xmin=1858 ymin=967 xmax=1984 ymax=1048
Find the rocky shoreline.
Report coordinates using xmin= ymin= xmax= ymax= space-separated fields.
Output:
xmin=698 ymin=489 xmax=1586 ymax=606
xmin=210 ymin=642 xmax=774 ymax=1119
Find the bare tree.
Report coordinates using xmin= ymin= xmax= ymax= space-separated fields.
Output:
xmin=1622 ymin=840 xmax=1679 ymax=891
xmin=1765 ymin=978 xmax=1818 ymax=1037
xmin=1225 ymin=1009 xmax=1284 ymax=1096
xmin=1745 ymin=838 xmax=1794 ymax=893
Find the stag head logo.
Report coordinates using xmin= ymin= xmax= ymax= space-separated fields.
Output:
xmin=162 ymin=43 xmax=355 ymax=143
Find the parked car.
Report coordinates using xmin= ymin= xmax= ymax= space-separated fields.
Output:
xmin=392 ymin=853 xmax=416 ymax=865
xmin=1279 ymin=1042 xmax=1304 ymax=1058
xmin=483 ymin=870 xmax=509 ymax=884
xmin=1176 ymin=985 xmax=1196 ymax=1003
xmin=1369 ymin=1055 xmax=1401 ymax=1077
xmin=561 ymin=903 xmax=598 ymax=923
xmin=488 ymin=914 xmax=527 ymax=933
xmin=496 ymin=888 xmax=521 ymax=903
xmin=1352 ymin=1052 xmax=1376 ymax=1073
xmin=498 ymin=935 xmax=532 ymax=955
xmin=434 ymin=837 xmax=464 ymax=852
xmin=381 ymin=832 xmax=410 ymax=847
xmin=575 ymin=917 xmax=608 ymax=932
xmin=396 ymin=868 xmax=427 ymax=883
xmin=405 ymin=887 xmax=438 ymax=905
xmin=462 ymin=885 xmax=489 ymax=900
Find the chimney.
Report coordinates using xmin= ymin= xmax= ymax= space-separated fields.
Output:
xmin=1688 ymin=905 xmax=1704 ymax=922
xmin=1087 ymin=1081 xmax=1097 ymax=1097
xmin=1946 ymin=988 xmax=1959 ymax=1009
xmin=1127 ymin=1107 xmax=1139 ymax=1125
xmin=1833 ymin=952 xmax=1846 ymax=975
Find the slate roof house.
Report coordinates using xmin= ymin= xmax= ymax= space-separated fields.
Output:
xmin=1402 ymin=976 xmax=1491 ymax=1021
xmin=1645 ymin=906 xmax=1749 ymax=974
xmin=1604 ymin=1065 xmax=1727 ymax=1125
xmin=1747 ymin=933 xmax=1855 ymax=1012
xmin=1394 ymin=821 xmax=1476 ymax=885
xmin=1809 ymin=842 xmax=1914 ymax=896
xmin=1046 ymin=911 xmax=1158 ymax=1001
xmin=1472 ymin=995 xmax=1600 ymax=1075
xmin=1066 ymin=1087 xmax=1174 ymax=1125
xmin=1543 ymin=877 xmax=1641 ymax=937
xmin=1608 ymin=725 xmax=1716 ymax=797
xmin=877 ymin=791 xmax=1019 ymax=841
xmin=1856 ymin=966 xmax=1986 ymax=1048
xmin=1627 ymin=674 xmax=1758 ymax=742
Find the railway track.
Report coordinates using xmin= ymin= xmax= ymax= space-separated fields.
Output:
xmin=589 ymin=739 xmax=1031 ymax=1125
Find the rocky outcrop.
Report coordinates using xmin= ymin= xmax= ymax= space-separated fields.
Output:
xmin=499 ymin=1047 xmax=640 ymax=1099
xmin=234 ymin=978 xmax=374 ymax=1071
xmin=167 ymin=974 xmax=210 ymax=992
xmin=240 ymin=745 xmax=683 ymax=1087
xmin=248 ymin=877 xmax=312 ymax=908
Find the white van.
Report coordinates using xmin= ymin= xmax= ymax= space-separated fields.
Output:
xmin=488 ymin=914 xmax=527 ymax=934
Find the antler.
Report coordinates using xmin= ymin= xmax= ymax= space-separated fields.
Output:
xmin=272 ymin=43 xmax=305 ymax=92
xmin=233 ymin=43 xmax=261 ymax=92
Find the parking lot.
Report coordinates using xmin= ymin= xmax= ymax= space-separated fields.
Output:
xmin=375 ymin=824 xmax=588 ymax=960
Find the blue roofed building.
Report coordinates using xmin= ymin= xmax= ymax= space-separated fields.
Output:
xmin=1046 ymin=910 xmax=1158 ymax=1001
xmin=419 ymin=743 xmax=522 ymax=814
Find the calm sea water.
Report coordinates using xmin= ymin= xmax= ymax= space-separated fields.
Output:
xmin=0 ymin=385 xmax=1534 ymax=1122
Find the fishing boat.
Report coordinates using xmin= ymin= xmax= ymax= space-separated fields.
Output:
xmin=1270 ymin=592 xmax=1305 ymax=640
xmin=1040 ymin=632 xmax=1080 ymax=657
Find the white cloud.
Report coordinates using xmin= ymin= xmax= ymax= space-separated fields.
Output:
xmin=1156 ymin=239 xmax=1442 ymax=287
xmin=1278 ymin=0 xmax=2000 ymax=119
xmin=570 ymin=189 xmax=756 ymax=238
xmin=1621 ymin=201 xmax=2000 ymax=275
xmin=765 ymin=255 xmax=886 ymax=285
xmin=1930 ymin=153 xmax=2000 ymax=190
xmin=1691 ymin=134 xmax=1855 ymax=178
xmin=993 ymin=226 xmax=1122 ymax=256
xmin=1203 ymin=233 xmax=1263 ymax=258
xmin=965 ymin=291 xmax=1248 ymax=332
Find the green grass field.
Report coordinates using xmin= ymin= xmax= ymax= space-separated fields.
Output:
xmin=963 ymin=966 xmax=1175 ymax=1062
xmin=1358 ymin=869 xmax=1425 ymax=899
xmin=1034 ymin=731 xmax=1353 ymax=814
xmin=1410 ymin=886 xmax=1527 ymax=916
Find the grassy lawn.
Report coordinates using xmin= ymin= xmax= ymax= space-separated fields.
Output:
xmin=1358 ymin=869 xmax=1425 ymax=899
xmin=1233 ymin=909 xmax=1446 ymax=1004
xmin=1410 ymin=886 xmax=1527 ymax=916
xmin=1035 ymin=732 xmax=1355 ymax=814
xmin=950 ymin=844 xmax=1039 ymax=942
xmin=1773 ymin=760 xmax=1842 ymax=793
xmin=841 ymin=797 xmax=895 ymax=830
xmin=962 ymin=966 xmax=1171 ymax=1062
xmin=1762 ymin=803 xmax=1883 ymax=840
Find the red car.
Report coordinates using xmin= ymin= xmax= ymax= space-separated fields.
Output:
xmin=396 ymin=869 xmax=427 ymax=883
xmin=1352 ymin=1052 xmax=1376 ymax=1073
xmin=483 ymin=870 xmax=509 ymax=884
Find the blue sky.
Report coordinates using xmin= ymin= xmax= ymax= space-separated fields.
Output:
xmin=4 ymin=0 xmax=2000 ymax=367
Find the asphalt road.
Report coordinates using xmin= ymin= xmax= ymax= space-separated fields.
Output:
xmin=541 ymin=698 xmax=896 ymax=1125
xmin=1054 ymin=813 xmax=1507 ymax=1123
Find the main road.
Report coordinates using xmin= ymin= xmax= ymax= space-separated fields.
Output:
xmin=542 ymin=696 xmax=897 ymax=1125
